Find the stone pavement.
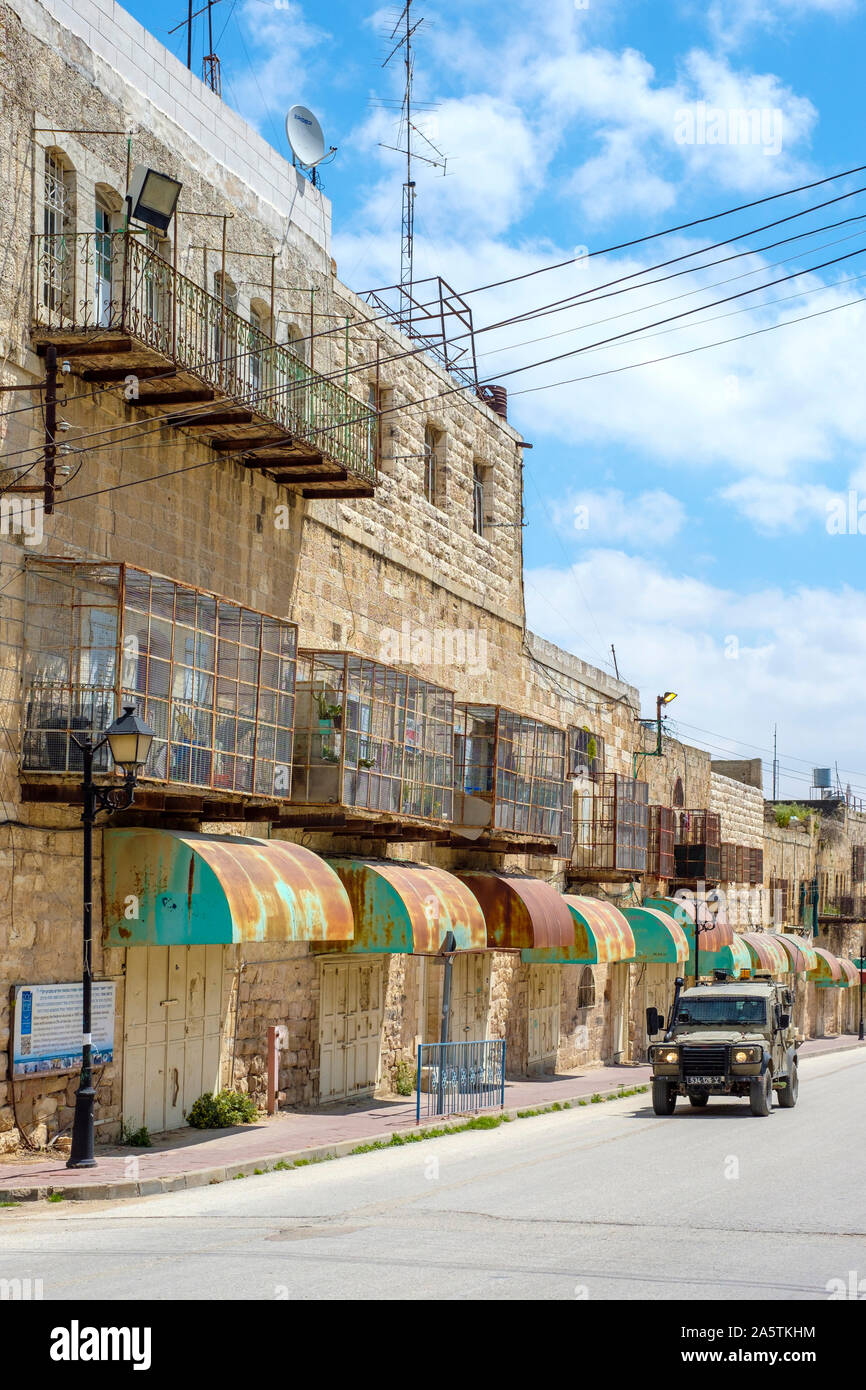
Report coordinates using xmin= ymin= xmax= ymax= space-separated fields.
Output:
xmin=1 ymin=1034 xmax=861 ymax=1203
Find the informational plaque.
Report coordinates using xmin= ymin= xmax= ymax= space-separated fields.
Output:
xmin=12 ymin=982 xmax=115 ymax=1078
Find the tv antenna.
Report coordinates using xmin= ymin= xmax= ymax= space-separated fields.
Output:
xmin=380 ymin=1 xmax=447 ymax=327
xmin=170 ymin=0 xmax=223 ymax=95
xmin=285 ymin=105 xmax=337 ymax=187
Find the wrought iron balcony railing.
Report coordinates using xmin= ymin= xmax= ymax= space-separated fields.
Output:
xmin=32 ymin=231 xmax=377 ymax=491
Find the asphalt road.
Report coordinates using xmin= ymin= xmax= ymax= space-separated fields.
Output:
xmin=2 ymin=1048 xmax=865 ymax=1301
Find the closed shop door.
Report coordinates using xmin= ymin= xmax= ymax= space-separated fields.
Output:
xmin=636 ymin=963 xmax=670 ymax=1061
xmin=528 ymin=964 xmax=561 ymax=1072
xmin=318 ymin=958 xmax=384 ymax=1103
xmin=123 ymin=945 xmax=225 ymax=1134
xmin=607 ymin=960 xmax=629 ymax=1062
xmin=424 ymin=953 xmax=490 ymax=1043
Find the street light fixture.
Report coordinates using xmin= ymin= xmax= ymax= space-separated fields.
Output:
xmin=66 ymin=706 xmax=154 ymax=1170
xmin=126 ymin=164 xmax=183 ymax=233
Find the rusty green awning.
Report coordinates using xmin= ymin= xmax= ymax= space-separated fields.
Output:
xmin=318 ymin=858 xmax=487 ymax=954
xmin=522 ymin=895 xmax=635 ymax=965
xmin=622 ymin=906 xmax=690 ymax=964
xmin=697 ymin=936 xmax=753 ymax=979
xmin=103 ymin=829 xmax=354 ymax=945
xmin=456 ymin=871 xmax=574 ymax=951
xmin=774 ymin=934 xmax=819 ymax=974
xmin=739 ymin=931 xmax=791 ymax=975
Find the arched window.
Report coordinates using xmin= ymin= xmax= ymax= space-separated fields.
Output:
xmin=213 ymin=272 xmax=238 ymax=386
xmin=248 ymin=298 xmax=273 ymax=397
xmin=285 ymin=321 xmax=307 ymax=365
xmin=42 ymin=150 xmax=74 ymax=319
xmin=577 ymin=965 xmax=595 ymax=1010
xmin=424 ymin=423 xmax=443 ymax=506
xmin=673 ymin=776 xmax=684 ymax=808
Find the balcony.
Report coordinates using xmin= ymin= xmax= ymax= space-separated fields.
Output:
xmin=571 ymin=774 xmax=649 ymax=879
xmin=32 ymin=232 xmax=377 ymax=498
xmin=673 ymin=809 xmax=722 ymax=882
xmin=647 ymin=804 xmax=675 ymax=878
xmin=453 ymin=705 xmax=569 ymax=854
xmin=279 ymin=651 xmax=455 ymax=838
xmin=21 ymin=559 xmax=297 ymax=818
xmin=819 ymin=895 xmax=866 ymax=922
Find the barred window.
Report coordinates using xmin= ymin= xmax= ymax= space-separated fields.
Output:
xmin=570 ymin=726 xmax=604 ymax=781
xmin=577 ymin=966 xmax=595 ymax=1010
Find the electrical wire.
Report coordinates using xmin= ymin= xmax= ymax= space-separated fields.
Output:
xmin=5 ymin=237 xmax=862 ymax=485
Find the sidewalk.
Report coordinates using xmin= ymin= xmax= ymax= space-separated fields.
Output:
xmin=1 ymin=1035 xmax=862 ymax=1203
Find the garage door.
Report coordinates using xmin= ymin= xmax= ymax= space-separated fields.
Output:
xmin=318 ymin=958 xmax=384 ymax=1103
xmin=123 ymin=945 xmax=226 ymax=1134
xmin=528 ymin=964 xmax=561 ymax=1072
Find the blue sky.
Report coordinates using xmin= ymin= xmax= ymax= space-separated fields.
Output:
xmin=122 ymin=0 xmax=866 ymax=799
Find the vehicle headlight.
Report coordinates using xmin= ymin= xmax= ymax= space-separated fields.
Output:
xmin=733 ymin=1046 xmax=762 ymax=1063
xmin=654 ymin=1048 xmax=679 ymax=1064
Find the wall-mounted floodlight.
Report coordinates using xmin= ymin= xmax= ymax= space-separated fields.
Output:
xmin=126 ymin=164 xmax=183 ymax=233
xmin=661 ymin=691 xmax=678 ymax=705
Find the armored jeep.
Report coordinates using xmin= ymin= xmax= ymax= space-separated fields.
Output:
xmin=646 ymin=977 xmax=799 ymax=1117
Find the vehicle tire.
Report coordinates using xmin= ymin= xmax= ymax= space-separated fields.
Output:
xmin=749 ymin=1069 xmax=773 ymax=1117
xmin=688 ymin=1093 xmax=709 ymax=1107
xmin=652 ymin=1078 xmax=676 ymax=1115
xmin=777 ymin=1063 xmax=798 ymax=1108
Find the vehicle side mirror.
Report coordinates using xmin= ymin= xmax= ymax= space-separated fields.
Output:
xmin=646 ymin=1006 xmax=661 ymax=1037
xmin=779 ymin=1012 xmax=790 ymax=1029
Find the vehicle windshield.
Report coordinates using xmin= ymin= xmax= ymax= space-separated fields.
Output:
xmin=675 ymin=996 xmax=767 ymax=1027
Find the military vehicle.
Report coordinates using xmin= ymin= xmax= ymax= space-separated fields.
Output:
xmin=646 ymin=974 xmax=799 ymax=1117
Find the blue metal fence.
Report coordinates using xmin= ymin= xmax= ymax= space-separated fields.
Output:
xmin=415 ymin=1039 xmax=506 ymax=1122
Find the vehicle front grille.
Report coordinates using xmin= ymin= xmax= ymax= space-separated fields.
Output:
xmin=681 ymin=1045 xmax=728 ymax=1077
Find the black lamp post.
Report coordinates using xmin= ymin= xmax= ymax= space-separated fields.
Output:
xmin=67 ymin=706 xmax=154 ymax=1170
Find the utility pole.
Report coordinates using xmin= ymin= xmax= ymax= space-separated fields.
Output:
xmin=772 ymin=724 xmax=778 ymax=799
xmin=611 ymin=644 xmax=619 ymax=680
xmin=43 ymin=344 xmax=57 ymax=516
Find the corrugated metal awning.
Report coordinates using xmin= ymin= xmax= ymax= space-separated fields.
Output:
xmin=320 ymin=858 xmax=487 ymax=954
xmin=456 ymin=871 xmax=574 ymax=951
xmin=522 ymin=895 xmax=635 ymax=965
xmin=740 ymin=931 xmax=791 ymax=975
xmin=774 ymin=934 xmax=819 ymax=974
xmin=622 ymin=906 xmax=690 ymax=964
xmin=646 ymin=895 xmax=734 ymax=953
xmin=838 ymin=958 xmax=859 ymax=988
xmin=808 ymin=946 xmax=844 ymax=986
xmin=696 ymin=935 xmax=753 ymax=979
xmin=103 ymin=829 xmax=354 ymax=945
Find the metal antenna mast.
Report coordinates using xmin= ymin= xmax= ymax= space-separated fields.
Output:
xmin=381 ymin=2 xmax=446 ymax=329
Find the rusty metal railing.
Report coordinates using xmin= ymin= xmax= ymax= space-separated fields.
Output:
xmin=32 ymin=231 xmax=377 ymax=484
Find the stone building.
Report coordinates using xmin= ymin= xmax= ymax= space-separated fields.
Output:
xmin=0 ymin=0 xmax=858 ymax=1153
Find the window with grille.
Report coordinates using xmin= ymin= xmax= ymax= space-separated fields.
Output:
xmin=769 ymin=877 xmax=790 ymax=923
xmin=569 ymin=726 xmax=604 ymax=781
xmin=853 ymin=846 xmax=866 ymax=883
xmin=472 ymin=462 xmax=486 ymax=536
xmin=577 ymin=965 xmax=595 ymax=1010
xmin=43 ymin=152 xmax=72 ymax=313
xmin=648 ymin=805 xmax=675 ymax=877
xmin=423 ymin=424 xmax=442 ymax=506
xmin=22 ymin=561 xmax=296 ymax=796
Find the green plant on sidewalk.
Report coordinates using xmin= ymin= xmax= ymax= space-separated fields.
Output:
xmin=120 ymin=1120 xmax=152 ymax=1147
xmin=392 ymin=1059 xmax=416 ymax=1096
xmin=187 ymin=1089 xmax=259 ymax=1130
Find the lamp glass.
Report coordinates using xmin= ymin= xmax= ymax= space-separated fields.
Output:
xmin=106 ymin=707 xmax=154 ymax=772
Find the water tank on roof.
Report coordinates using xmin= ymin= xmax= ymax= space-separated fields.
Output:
xmin=812 ymin=767 xmax=832 ymax=789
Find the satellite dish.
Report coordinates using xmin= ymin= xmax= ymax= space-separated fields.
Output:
xmin=286 ymin=105 xmax=326 ymax=168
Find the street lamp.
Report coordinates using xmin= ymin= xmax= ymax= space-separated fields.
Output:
xmin=67 ymin=706 xmax=154 ymax=1170
xmin=858 ymin=936 xmax=865 ymax=1042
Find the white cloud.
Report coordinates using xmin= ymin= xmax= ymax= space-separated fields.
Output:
xmin=706 ymin=0 xmax=859 ymax=50
xmin=525 ymin=549 xmax=866 ymax=797
xmin=554 ymin=487 xmax=687 ymax=544
xmin=719 ymin=477 xmax=837 ymax=532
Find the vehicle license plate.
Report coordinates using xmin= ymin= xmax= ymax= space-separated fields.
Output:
xmin=689 ymin=1075 xmax=724 ymax=1085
